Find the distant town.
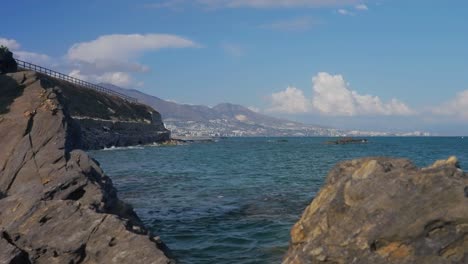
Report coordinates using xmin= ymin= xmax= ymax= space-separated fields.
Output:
xmin=165 ymin=119 xmax=431 ymax=138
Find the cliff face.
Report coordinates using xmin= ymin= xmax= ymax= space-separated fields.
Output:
xmin=51 ymin=75 xmax=170 ymax=150
xmin=283 ymin=157 xmax=468 ymax=264
xmin=0 ymin=71 xmax=173 ymax=263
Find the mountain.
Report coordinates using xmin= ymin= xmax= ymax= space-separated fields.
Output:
xmin=100 ymin=83 xmax=431 ymax=137
xmin=99 ymin=83 xmax=340 ymax=137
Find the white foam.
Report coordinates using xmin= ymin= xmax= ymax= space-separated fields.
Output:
xmin=102 ymin=146 xmax=144 ymax=151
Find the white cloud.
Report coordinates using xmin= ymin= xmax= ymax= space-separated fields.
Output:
xmin=266 ymin=74 xmax=413 ymax=116
xmin=311 ymin=72 xmax=413 ymax=116
xmin=268 ymin=86 xmax=310 ymax=113
xmin=0 ymin=38 xmax=20 ymax=50
xmin=68 ymin=69 xmax=88 ymax=81
xmin=67 ymin=34 xmax=197 ymax=63
xmin=1 ymin=34 xmax=197 ymax=88
xmin=337 ymin=8 xmax=354 ymax=15
xmin=0 ymin=37 xmax=52 ymax=66
xmin=260 ymin=17 xmax=319 ymax=31
xmin=95 ymin=72 xmax=133 ymax=87
xmin=355 ymin=4 xmax=368 ymax=10
xmin=14 ymin=51 xmax=51 ymax=65
xmin=66 ymin=33 xmax=197 ymax=87
xmin=433 ymin=90 xmax=468 ymax=120
xmin=69 ymin=70 xmax=133 ymax=87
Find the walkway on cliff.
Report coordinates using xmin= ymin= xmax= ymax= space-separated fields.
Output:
xmin=15 ymin=58 xmax=138 ymax=103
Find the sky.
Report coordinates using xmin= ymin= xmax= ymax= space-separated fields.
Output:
xmin=2 ymin=0 xmax=468 ymax=135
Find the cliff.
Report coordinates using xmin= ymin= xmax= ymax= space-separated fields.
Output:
xmin=49 ymin=74 xmax=170 ymax=150
xmin=0 ymin=71 xmax=173 ymax=263
xmin=283 ymin=157 xmax=468 ymax=264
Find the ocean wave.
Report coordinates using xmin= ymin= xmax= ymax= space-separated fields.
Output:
xmin=102 ymin=146 xmax=145 ymax=151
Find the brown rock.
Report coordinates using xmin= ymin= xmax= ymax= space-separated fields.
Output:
xmin=283 ymin=157 xmax=468 ymax=264
xmin=0 ymin=72 xmax=174 ymax=263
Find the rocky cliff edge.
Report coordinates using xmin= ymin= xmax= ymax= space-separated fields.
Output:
xmin=0 ymin=71 xmax=173 ymax=263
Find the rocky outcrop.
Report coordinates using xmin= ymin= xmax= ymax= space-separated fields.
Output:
xmin=0 ymin=71 xmax=173 ymax=263
xmin=76 ymin=118 xmax=169 ymax=150
xmin=50 ymin=74 xmax=170 ymax=150
xmin=284 ymin=156 xmax=468 ymax=264
xmin=325 ymin=137 xmax=368 ymax=145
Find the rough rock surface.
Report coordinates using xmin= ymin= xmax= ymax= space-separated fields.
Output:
xmin=0 ymin=72 xmax=173 ymax=263
xmin=50 ymin=74 xmax=170 ymax=150
xmin=76 ymin=118 xmax=169 ymax=150
xmin=284 ymin=156 xmax=468 ymax=264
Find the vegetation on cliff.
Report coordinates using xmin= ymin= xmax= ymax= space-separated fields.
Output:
xmin=0 ymin=46 xmax=17 ymax=74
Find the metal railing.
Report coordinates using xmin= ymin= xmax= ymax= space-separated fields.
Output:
xmin=15 ymin=59 xmax=138 ymax=103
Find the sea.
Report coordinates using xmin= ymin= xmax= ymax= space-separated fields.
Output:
xmin=89 ymin=137 xmax=468 ymax=264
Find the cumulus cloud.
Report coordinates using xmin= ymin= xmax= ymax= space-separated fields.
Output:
xmin=0 ymin=38 xmax=21 ymax=50
xmin=66 ymin=33 xmax=197 ymax=87
xmin=266 ymin=72 xmax=413 ymax=116
xmin=1 ymin=34 xmax=197 ymax=87
xmin=267 ymin=86 xmax=310 ymax=113
xmin=312 ymin=72 xmax=413 ymax=116
xmin=14 ymin=51 xmax=51 ymax=65
xmin=433 ymin=90 xmax=468 ymax=120
xmin=260 ymin=17 xmax=320 ymax=31
xmin=69 ymin=70 xmax=133 ymax=87
xmin=0 ymin=37 xmax=52 ymax=65
xmin=67 ymin=34 xmax=197 ymax=63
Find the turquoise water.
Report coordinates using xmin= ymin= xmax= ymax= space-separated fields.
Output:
xmin=90 ymin=137 xmax=468 ymax=264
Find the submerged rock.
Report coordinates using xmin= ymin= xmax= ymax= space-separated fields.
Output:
xmin=284 ymin=156 xmax=468 ymax=264
xmin=326 ymin=137 xmax=368 ymax=145
xmin=0 ymin=72 xmax=173 ymax=263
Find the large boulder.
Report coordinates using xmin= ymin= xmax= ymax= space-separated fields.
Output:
xmin=0 ymin=46 xmax=17 ymax=74
xmin=283 ymin=157 xmax=468 ymax=264
xmin=0 ymin=72 xmax=173 ymax=263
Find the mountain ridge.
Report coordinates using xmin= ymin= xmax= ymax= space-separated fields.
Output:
xmin=99 ymin=83 xmax=336 ymax=137
xmin=99 ymin=83 xmax=317 ymax=125
xmin=100 ymin=83 xmax=430 ymax=137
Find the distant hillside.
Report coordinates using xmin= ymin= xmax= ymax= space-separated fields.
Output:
xmin=99 ymin=83 xmax=336 ymax=137
xmin=100 ymin=83 xmax=430 ymax=137
xmin=98 ymin=83 xmax=218 ymax=121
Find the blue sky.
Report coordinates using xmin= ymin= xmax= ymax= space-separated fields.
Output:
xmin=2 ymin=0 xmax=468 ymax=135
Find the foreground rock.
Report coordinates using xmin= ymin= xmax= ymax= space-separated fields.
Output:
xmin=284 ymin=156 xmax=468 ymax=264
xmin=0 ymin=72 xmax=173 ymax=263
